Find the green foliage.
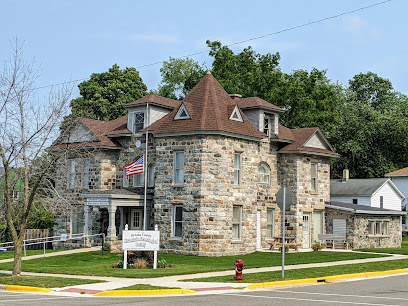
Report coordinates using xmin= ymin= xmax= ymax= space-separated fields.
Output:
xmin=158 ymin=57 xmax=207 ymax=99
xmin=26 ymin=206 xmax=54 ymax=229
xmin=312 ymin=242 xmax=322 ymax=252
xmin=66 ymin=64 xmax=147 ymax=123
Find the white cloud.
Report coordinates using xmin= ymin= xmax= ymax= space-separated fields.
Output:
xmin=334 ymin=15 xmax=379 ymax=40
xmin=126 ymin=33 xmax=180 ymax=44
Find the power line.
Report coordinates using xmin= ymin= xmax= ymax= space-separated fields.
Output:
xmin=33 ymin=0 xmax=392 ymax=91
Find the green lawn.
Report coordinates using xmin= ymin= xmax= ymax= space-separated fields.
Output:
xmin=357 ymin=236 xmax=408 ymax=255
xmin=0 ymin=250 xmax=386 ymax=278
xmin=0 ymin=273 xmax=104 ymax=288
xmin=189 ymin=259 xmax=408 ymax=283
xmin=0 ymin=249 xmax=61 ymax=260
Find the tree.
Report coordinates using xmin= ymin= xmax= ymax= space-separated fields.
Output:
xmin=0 ymin=39 xmax=73 ymax=276
xmin=66 ymin=64 xmax=147 ymax=122
xmin=158 ymin=57 xmax=206 ymax=99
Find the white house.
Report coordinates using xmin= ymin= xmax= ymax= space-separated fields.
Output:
xmin=386 ymin=167 xmax=408 ymax=231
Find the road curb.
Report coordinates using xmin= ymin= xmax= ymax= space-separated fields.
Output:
xmin=247 ymin=268 xmax=408 ymax=289
xmin=93 ymin=289 xmax=197 ymax=297
xmin=5 ymin=285 xmax=52 ymax=293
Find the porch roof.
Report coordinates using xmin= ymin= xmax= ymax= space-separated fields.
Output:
xmin=326 ymin=201 xmax=406 ymax=216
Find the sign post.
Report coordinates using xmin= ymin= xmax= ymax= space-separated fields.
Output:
xmin=276 ymin=187 xmax=294 ymax=278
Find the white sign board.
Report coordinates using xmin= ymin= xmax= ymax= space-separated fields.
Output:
xmin=122 ymin=230 xmax=160 ymax=251
xmin=87 ymin=198 xmax=109 ymax=206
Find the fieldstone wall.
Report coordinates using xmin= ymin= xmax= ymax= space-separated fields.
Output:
xmin=325 ymin=210 xmax=402 ymax=249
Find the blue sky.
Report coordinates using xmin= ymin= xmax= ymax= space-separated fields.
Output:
xmin=1 ymin=0 xmax=407 ymax=100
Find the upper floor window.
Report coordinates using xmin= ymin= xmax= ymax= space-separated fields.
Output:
xmin=234 ymin=152 xmax=242 ymax=186
xmin=148 ymin=165 xmax=155 ymax=187
xmin=380 ymin=196 xmax=384 ymax=208
xmin=174 ymin=103 xmax=190 ymax=120
xmin=174 ymin=151 xmax=185 ymax=185
xmin=264 ymin=117 xmax=270 ymax=136
xmin=311 ymin=163 xmax=318 ymax=193
xmin=257 ymin=163 xmax=270 ymax=184
xmin=68 ymin=159 xmax=76 ymax=188
xmin=82 ymin=159 xmax=90 ymax=188
xmin=133 ymin=173 xmax=144 ymax=187
xmin=133 ymin=111 xmax=145 ymax=133
xmin=232 ymin=205 xmax=242 ymax=240
xmin=173 ymin=205 xmax=183 ymax=237
xmin=353 ymin=199 xmax=358 ymax=205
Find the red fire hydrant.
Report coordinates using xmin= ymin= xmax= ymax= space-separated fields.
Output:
xmin=234 ymin=259 xmax=246 ymax=280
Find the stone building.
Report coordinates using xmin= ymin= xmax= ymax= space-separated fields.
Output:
xmin=50 ymin=72 xmax=341 ymax=255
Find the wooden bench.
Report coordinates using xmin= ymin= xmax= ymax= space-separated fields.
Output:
xmin=268 ymin=237 xmax=301 ymax=251
xmin=318 ymin=234 xmax=348 ymax=249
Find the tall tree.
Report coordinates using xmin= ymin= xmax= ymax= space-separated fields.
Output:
xmin=67 ymin=64 xmax=147 ymax=122
xmin=158 ymin=57 xmax=206 ymax=99
xmin=0 ymin=38 xmax=73 ymax=276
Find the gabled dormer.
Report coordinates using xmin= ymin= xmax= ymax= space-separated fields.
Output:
xmin=124 ymin=94 xmax=180 ymax=134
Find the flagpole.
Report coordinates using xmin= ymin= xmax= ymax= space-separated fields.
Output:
xmin=143 ymin=102 xmax=149 ymax=230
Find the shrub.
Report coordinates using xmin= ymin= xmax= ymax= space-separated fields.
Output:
xmin=312 ymin=242 xmax=322 ymax=251
xmin=279 ymin=245 xmax=289 ymax=253
xmin=128 ymin=251 xmax=155 ymax=265
xmin=134 ymin=258 xmax=149 ymax=269
xmin=103 ymin=243 xmax=111 ymax=252
xmin=157 ymin=259 xmax=168 ymax=268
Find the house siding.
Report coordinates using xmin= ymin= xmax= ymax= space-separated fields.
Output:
xmin=371 ymin=182 xmax=402 ymax=211
xmin=330 ymin=196 xmax=371 ymax=206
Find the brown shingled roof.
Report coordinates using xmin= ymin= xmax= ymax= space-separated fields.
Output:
xmin=124 ymin=94 xmax=180 ymax=109
xmin=386 ymin=167 xmax=408 ymax=176
xmin=237 ymin=97 xmax=284 ymax=112
xmin=144 ymin=73 xmax=265 ymax=139
xmin=278 ymin=127 xmax=339 ymax=157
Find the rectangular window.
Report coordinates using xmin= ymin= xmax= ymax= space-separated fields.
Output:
xmin=368 ymin=220 xmax=390 ymax=236
xmin=133 ymin=111 xmax=145 ymax=133
xmin=82 ymin=159 xmax=90 ymax=188
xmin=232 ymin=206 xmax=242 ymax=240
xmin=353 ymin=199 xmax=358 ymax=205
xmin=234 ymin=153 xmax=241 ymax=186
xmin=174 ymin=151 xmax=185 ymax=185
xmin=71 ymin=209 xmax=84 ymax=235
xmin=68 ymin=159 xmax=76 ymax=188
xmin=173 ymin=205 xmax=183 ymax=237
xmin=148 ymin=165 xmax=154 ymax=187
xmin=382 ymin=221 xmax=389 ymax=235
xmin=266 ymin=209 xmax=274 ymax=238
xmin=133 ymin=173 xmax=145 ymax=187
xmin=311 ymin=163 xmax=318 ymax=192
xmin=380 ymin=196 xmax=384 ymax=209
xmin=263 ymin=117 xmax=270 ymax=136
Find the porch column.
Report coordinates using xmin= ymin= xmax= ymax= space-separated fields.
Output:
xmin=83 ymin=205 xmax=92 ymax=236
xmin=119 ymin=207 xmax=124 ymax=238
xmin=107 ymin=205 xmax=117 ymax=239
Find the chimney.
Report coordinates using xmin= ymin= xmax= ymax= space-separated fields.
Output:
xmin=229 ymin=94 xmax=242 ymax=101
xmin=342 ymin=169 xmax=349 ymax=182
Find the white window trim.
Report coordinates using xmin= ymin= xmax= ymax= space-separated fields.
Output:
xmin=133 ymin=173 xmax=145 ymax=187
xmin=368 ymin=220 xmax=390 ymax=236
xmin=232 ymin=205 xmax=242 ymax=240
xmin=311 ymin=163 xmax=318 ymax=193
xmin=82 ymin=159 xmax=90 ymax=188
xmin=234 ymin=152 xmax=242 ymax=186
xmin=266 ymin=208 xmax=274 ymax=238
xmin=148 ymin=165 xmax=155 ymax=187
xmin=130 ymin=111 xmax=146 ymax=134
xmin=68 ymin=159 xmax=76 ymax=188
xmin=174 ymin=103 xmax=191 ymax=120
xmin=173 ymin=205 xmax=183 ymax=238
xmin=173 ymin=151 xmax=185 ymax=185
xmin=257 ymin=163 xmax=270 ymax=184
xmin=229 ymin=105 xmax=243 ymax=122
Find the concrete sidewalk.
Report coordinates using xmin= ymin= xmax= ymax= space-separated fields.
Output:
xmin=1 ymin=251 xmax=407 ymax=295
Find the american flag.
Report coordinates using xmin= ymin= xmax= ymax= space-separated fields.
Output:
xmin=125 ymin=155 xmax=144 ymax=179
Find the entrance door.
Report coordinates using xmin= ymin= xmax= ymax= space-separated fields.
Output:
xmin=303 ymin=214 xmax=311 ymax=248
xmin=130 ymin=208 xmax=143 ymax=230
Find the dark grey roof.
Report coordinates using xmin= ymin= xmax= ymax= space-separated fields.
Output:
xmin=326 ymin=201 xmax=405 ymax=215
xmin=330 ymin=178 xmax=388 ymax=196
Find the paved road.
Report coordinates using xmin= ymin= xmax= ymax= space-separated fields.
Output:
xmin=2 ymin=273 xmax=408 ymax=306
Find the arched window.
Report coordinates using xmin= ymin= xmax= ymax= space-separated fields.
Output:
xmin=257 ymin=163 xmax=270 ymax=184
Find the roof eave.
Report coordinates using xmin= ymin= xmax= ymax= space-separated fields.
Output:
xmin=107 ymin=133 xmax=132 ymax=138
xmin=240 ymin=105 xmax=285 ymax=113
xmin=152 ymin=130 xmax=263 ymax=142
xmin=124 ymin=102 xmax=175 ymax=110
xmin=278 ymin=150 xmax=340 ymax=158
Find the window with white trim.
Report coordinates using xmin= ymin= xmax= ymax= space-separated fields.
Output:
xmin=232 ymin=205 xmax=242 ymax=240
xmin=234 ymin=152 xmax=241 ymax=186
xmin=368 ymin=220 xmax=389 ymax=236
xmin=82 ymin=159 xmax=90 ymax=188
xmin=264 ymin=116 xmax=270 ymax=136
xmin=68 ymin=159 xmax=76 ymax=188
xmin=266 ymin=208 xmax=274 ymax=238
xmin=311 ymin=163 xmax=318 ymax=193
xmin=133 ymin=111 xmax=145 ymax=133
xmin=148 ymin=165 xmax=155 ymax=187
xmin=71 ymin=209 xmax=84 ymax=235
xmin=380 ymin=196 xmax=384 ymax=209
xmin=133 ymin=173 xmax=145 ymax=187
xmin=257 ymin=163 xmax=270 ymax=184
xmin=173 ymin=205 xmax=183 ymax=237
xmin=174 ymin=151 xmax=185 ymax=185
xmin=174 ymin=103 xmax=190 ymax=120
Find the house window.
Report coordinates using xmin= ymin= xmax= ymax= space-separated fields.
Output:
xmin=380 ymin=196 xmax=384 ymax=209
xmin=133 ymin=112 xmax=145 ymax=133
xmin=232 ymin=206 xmax=242 ymax=240
xmin=71 ymin=209 xmax=84 ymax=235
xmin=311 ymin=163 xmax=318 ymax=193
xmin=234 ymin=153 xmax=242 ymax=186
xmin=174 ymin=151 xmax=185 ymax=185
xmin=82 ymin=159 xmax=90 ymax=188
xmin=133 ymin=173 xmax=144 ymax=187
xmin=173 ymin=205 xmax=183 ymax=237
xmin=353 ymin=199 xmax=358 ymax=205
xmin=257 ymin=163 xmax=270 ymax=184
xmin=148 ymin=165 xmax=155 ymax=187
xmin=263 ymin=117 xmax=270 ymax=136
xmin=11 ymin=190 xmax=19 ymax=199
xmin=68 ymin=159 xmax=76 ymax=188
xmin=368 ymin=220 xmax=389 ymax=236
xmin=174 ymin=103 xmax=190 ymax=120
xmin=266 ymin=208 xmax=274 ymax=238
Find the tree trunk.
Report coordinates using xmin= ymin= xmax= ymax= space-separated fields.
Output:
xmin=12 ymin=237 xmax=24 ymax=276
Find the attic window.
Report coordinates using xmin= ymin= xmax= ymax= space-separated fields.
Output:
xmin=229 ymin=105 xmax=243 ymax=122
xmin=174 ymin=103 xmax=190 ymax=120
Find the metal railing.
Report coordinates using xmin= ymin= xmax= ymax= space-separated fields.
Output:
xmin=0 ymin=233 xmax=104 ymax=257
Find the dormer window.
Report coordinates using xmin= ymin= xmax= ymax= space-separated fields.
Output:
xmin=264 ymin=117 xmax=270 ymax=136
xmin=174 ymin=103 xmax=190 ymax=120
xmin=133 ymin=112 xmax=145 ymax=133
xmin=229 ymin=105 xmax=243 ymax=122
